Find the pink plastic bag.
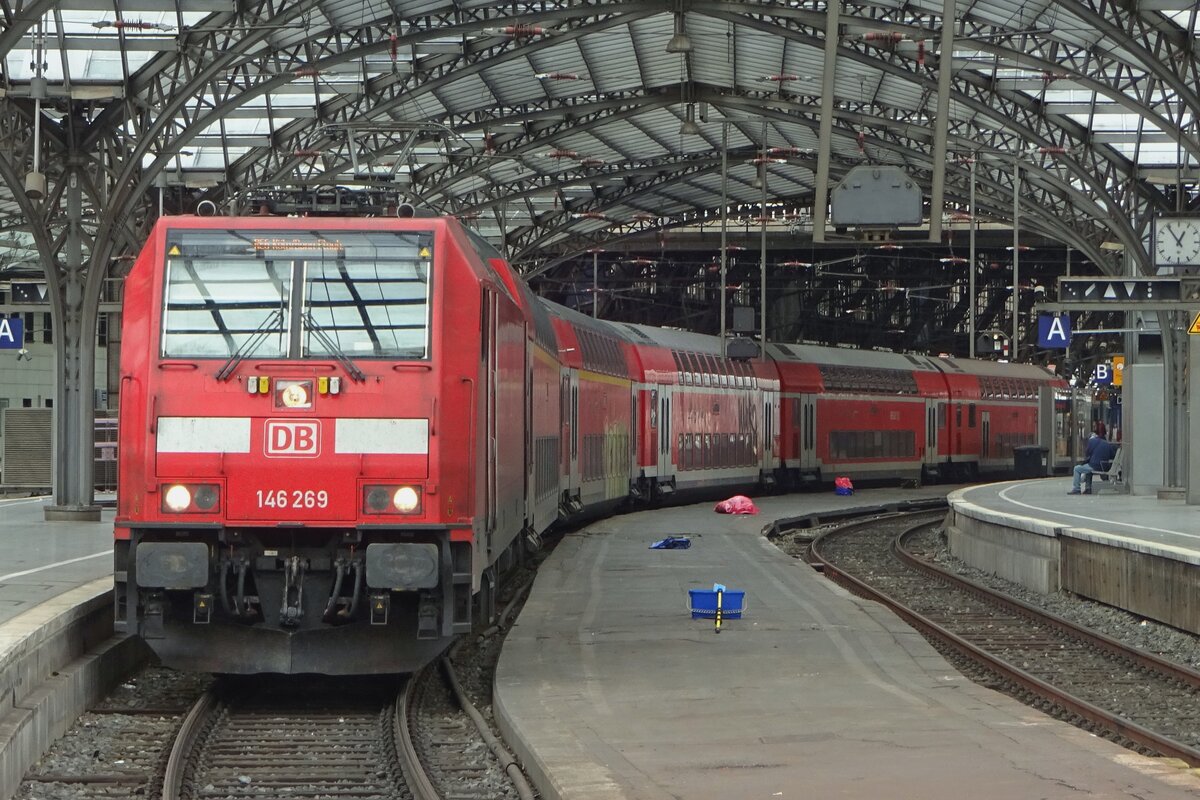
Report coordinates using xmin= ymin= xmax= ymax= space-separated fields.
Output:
xmin=834 ymin=476 xmax=854 ymax=496
xmin=714 ymin=495 xmax=759 ymax=515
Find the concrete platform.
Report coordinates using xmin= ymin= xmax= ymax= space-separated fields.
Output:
xmin=495 ymin=488 xmax=1200 ymax=800
xmin=952 ymin=477 xmax=1200 ymax=557
xmin=0 ymin=495 xmax=113 ymax=627
xmin=0 ymin=495 xmax=145 ymax=800
xmin=947 ymin=477 xmax=1200 ymax=633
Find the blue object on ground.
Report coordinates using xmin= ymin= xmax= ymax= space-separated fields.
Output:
xmin=835 ymin=487 xmax=854 ymax=496
xmin=649 ymin=536 xmax=691 ymax=549
xmin=688 ymin=588 xmax=746 ymax=619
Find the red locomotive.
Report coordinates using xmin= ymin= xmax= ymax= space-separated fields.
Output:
xmin=114 ymin=212 xmax=1072 ymax=675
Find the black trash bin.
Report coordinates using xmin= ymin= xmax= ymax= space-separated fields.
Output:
xmin=1013 ymin=445 xmax=1049 ymax=479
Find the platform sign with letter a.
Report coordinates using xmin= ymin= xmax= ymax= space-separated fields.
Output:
xmin=1037 ymin=313 xmax=1071 ymax=349
xmin=0 ymin=316 xmax=23 ymax=349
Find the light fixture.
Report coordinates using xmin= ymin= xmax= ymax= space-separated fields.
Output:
xmin=679 ymin=104 xmax=701 ymax=136
xmin=666 ymin=12 xmax=692 ymax=53
xmin=92 ymin=19 xmax=175 ymax=31
xmin=26 ymin=26 xmax=46 ymax=201
xmin=483 ymin=24 xmax=554 ymax=38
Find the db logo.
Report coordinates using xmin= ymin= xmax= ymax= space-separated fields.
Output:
xmin=265 ymin=419 xmax=321 ymax=457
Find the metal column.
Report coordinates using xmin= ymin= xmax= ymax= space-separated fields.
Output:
xmin=46 ymin=165 xmax=100 ymax=520
xmin=812 ymin=0 xmax=840 ymax=243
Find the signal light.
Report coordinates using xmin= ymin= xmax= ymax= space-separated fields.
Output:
xmin=258 ymin=376 xmax=269 ymax=394
xmin=162 ymin=483 xmax=220 ymax=514
xmin=316 ymin=376 xmax=343 ymax=395
xmin=247 ymin=376 xmax=259 ymax=394
xmin=363 ymin=485 xmax=423 ymax=515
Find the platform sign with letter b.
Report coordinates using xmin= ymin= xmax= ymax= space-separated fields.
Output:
xmin=1095 ymin=363 xmax=1113 ymax=385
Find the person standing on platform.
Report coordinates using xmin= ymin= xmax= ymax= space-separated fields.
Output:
xmin=1070 ymin=431 xmax=1104 ymax=494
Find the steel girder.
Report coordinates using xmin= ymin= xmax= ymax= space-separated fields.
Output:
xmin=0 ymin=0 xmax=1194 ymax=506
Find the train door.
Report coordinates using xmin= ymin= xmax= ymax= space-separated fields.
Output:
xmin=923 ymin=399 xmax=940 ymax=476
xmin=559 ymin=372 xmax=569 ymax=510
xmin=761 ymin=384 xmax=780 ymax=476
xmin=981 ymin=410 xmax=991 ymax=462
xmin=524 ymin=337 xmax=534 ymax=530
xmin=483 ymin=291 xmax=498 ymax=550
xmin=560 ymin=368 xmax=581 ymax=514
xmin=799 ymin=394 xmax=817 ymax=474
xmin=658 ymin=384 xmax=673 ymax=482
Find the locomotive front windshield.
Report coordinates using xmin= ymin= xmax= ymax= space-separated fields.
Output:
xmin=160 ymin=228 xmax=432 ymax=359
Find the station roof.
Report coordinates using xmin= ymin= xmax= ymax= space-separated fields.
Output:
xmin=0 ymin=0 xmax=1197 ymax=279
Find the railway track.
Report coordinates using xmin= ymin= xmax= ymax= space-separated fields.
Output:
xmin=18 ymin=544 xmax=543 ymax=800
xmin=807 ymin=510 xmax=1200 ymax=765
xmin=161 ymin=676 xmax=415 ymax=800
xmin=157 ymin=659 xmax=528 ymax=800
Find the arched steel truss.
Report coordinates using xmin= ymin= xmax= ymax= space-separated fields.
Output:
xmin=0 ymin=0 xmax=1196 ymax=507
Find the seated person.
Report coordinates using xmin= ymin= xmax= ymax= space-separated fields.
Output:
xmin=1085 ymin=439 xmax=1119 ymax=492
xmin=1070 ymin=433 xmax=1115 ymax=494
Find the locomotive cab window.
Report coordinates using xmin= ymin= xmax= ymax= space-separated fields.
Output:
xmin=161 ymin=228 xmax=433 ymax=360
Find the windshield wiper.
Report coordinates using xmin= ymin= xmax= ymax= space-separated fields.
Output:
xmin=215 ymin=308 xmax=285 ymax=382
xmin=302 ymin=311 xmax=367 ymax=383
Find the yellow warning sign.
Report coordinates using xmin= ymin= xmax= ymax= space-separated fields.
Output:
xmin=1112 ymin=355 xmax=1124 ymax=388
xmin=168 ymin=245 xmax=181 ymax=255
xmin=418 ymin=246 xmax=430 ymax=258
xmin=198 ymin=599 xmax=206 ymax=608
xmin=1189 ymin=312 xmax=1200 ymax=335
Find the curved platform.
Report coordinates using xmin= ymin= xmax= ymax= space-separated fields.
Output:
xmin=952 ymin=477 xmax=1200 ymax=558
xmin=947 ymin=477 xmax=1200 ymax=634
xmin=495 ymin=488 xmax=1200 ymax=800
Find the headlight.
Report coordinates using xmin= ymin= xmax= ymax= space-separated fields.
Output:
xmin=164 ymin=484 xmax=191 ymax=512
xmin=281 ymin=383 xmax=309 ymax=407
xmin=161 ymin=483 xmax=221 ymax=514
xmin=393 ymin=486 xmax=420 ymax=512
xmin=363 ymin=485 xmax=422 ymax=515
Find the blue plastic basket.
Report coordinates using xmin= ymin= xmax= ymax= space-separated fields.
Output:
xmin=687 ymin=589 xmax=746 ymax=619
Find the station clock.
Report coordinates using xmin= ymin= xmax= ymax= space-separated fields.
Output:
xmin=1152 ymin=216 xmax=1200 ymax=267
